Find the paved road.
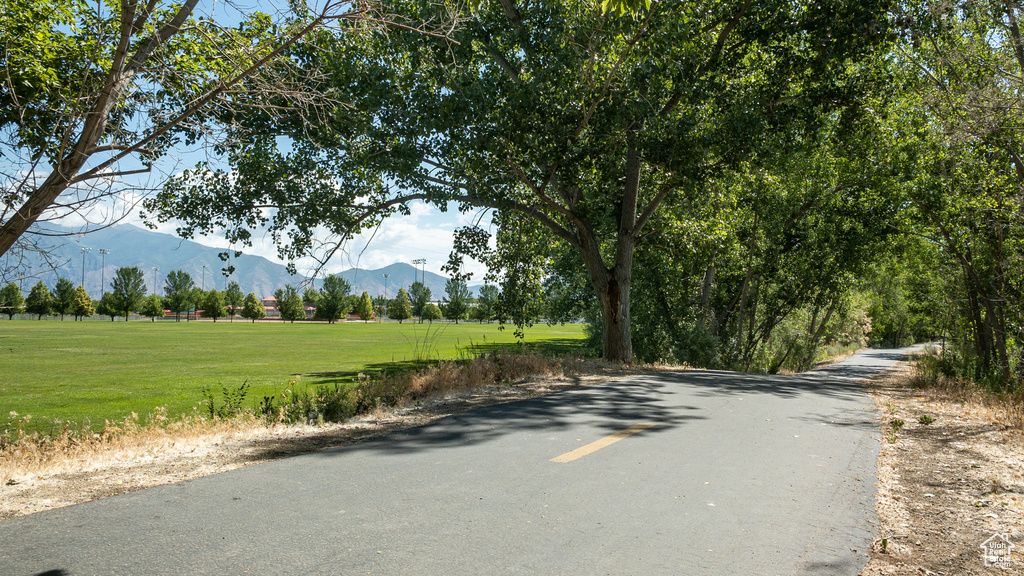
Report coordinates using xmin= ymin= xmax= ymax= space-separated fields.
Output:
xmin=0 ymin=348 xmax=913 ymax=576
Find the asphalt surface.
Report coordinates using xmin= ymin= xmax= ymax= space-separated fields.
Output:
xmin=0 ymin=347 xmax=912 ymax=576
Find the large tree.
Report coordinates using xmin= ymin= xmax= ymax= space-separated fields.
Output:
xmin=0 ymin=0 xmax=397 ymax=261
xmin=152 ymin=0 xmax=892 ymax=361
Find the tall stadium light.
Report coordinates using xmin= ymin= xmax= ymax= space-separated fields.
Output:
xmin=98 ymin=249 xmax=109 ymax=295
xmin=202 ymin=265 xmax=207 ymax=291
xmin=80 ymin=247 xmax=91 ymax=287
xmin=382 ymin=273 xmax=390 ymax=318
xmin=152 ymin=267 xmax=159 ymax=295
xmin=412 ymin=258 xmax=426 ymax=285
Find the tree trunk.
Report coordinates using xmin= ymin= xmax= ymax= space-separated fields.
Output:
xmin=576 ymin=198 xmax=636 ymax=362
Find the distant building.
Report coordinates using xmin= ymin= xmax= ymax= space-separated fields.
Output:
xmin=261 ymin=296 xmax=280 ymax=318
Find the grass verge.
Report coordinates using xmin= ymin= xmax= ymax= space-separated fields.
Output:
xmin=0 ymin=349 xmax=599 ymax=489
xmin=0 ymin=320 xmax=586 ymax=435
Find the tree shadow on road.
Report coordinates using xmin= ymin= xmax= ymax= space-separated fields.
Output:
xmin=243 ymin=348 xmax=904 ymax=462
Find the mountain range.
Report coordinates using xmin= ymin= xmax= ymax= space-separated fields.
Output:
xmin=9 ymin=224 xmax=462 ymax=299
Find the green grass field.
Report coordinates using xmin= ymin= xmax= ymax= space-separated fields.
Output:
xmin=0 ymin=319 xmax=586 ymax=434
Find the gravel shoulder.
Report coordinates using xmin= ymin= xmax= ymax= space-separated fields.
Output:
xmin=860 ymin=363 xmax=1024 ymax=575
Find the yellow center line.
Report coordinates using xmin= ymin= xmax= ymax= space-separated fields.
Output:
xmin=550 ymin=422 xmax=656 ymax=463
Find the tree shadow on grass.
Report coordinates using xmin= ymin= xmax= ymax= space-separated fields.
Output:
xmin=300 ymin=338 xmax=590 ymax=387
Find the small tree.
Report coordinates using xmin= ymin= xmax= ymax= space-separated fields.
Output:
xmin=390 ymin=288 xmax=412 ymax=323
xmin=71 ymin=286 xmax=94 ymax=320
xmin=200 ymin=289 xmax=227 ymax=322
xmin=111 ymin=266 xmax=147 ymax=321
xmin=356 ymin=291 xmax=375 ymax=321
xmin=241 ymin=292 xmax=267 ymax=323
xmin=224 ymin=281 xmax=244 ymax=321
xmin=25 ymin=281 xmax=53 ymax=319
xmin=54 ymin=277 xmax=76 ymax=320
xmin=422 ymin=302 xmax=442 ymax=323
xmin=97 ymin=293 xmax=120 ymax=321
xmin=476 ymin=284 xmax=500 ymax=323
xmin=443 ymin=278 xmax=470 ymax=324
xmin=315 ymin=274 xmax=351 ymax=323
xmin=164 ymin=270 xmax=195 ymax=322
xmin=140 ymin=294 xmax=165 ymax=322
xmin=0 ymin=283 xmax=24 ymax=319
xmin=274 ymin=285 xmax=305 ymax=322
xmin=373 ymin=295 xmax=387 ymax=321
xmin=274 ymin=285 xmax=300 ymax=322
xmin=303 ymin=287 xmax=320 ymax=309
xmin=409 ymin=281 xmax=431 ymax=322
xmin=187 ymin=287 xmax=205 ymax=321
xmin=285 ymin=291 xmax=305 ymax=322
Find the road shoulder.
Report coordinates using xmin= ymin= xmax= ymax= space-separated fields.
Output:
xmin=860 ymin=363 xmax=1024 ymax=575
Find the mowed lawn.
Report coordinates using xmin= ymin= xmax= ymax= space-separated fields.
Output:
xmin=0 ymin=320 xmax=586 ymax=434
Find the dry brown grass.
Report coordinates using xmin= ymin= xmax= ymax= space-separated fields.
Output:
xmin=905 ymin=357 xmax=1024 ymax=431
xmin=1 ymin=408 xmax=269 ymax=486
xmin=405 ymin=351 xmax=584 ymax=398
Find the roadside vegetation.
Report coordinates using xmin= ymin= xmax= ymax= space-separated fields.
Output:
xmin=0 ymin=345 xmax=609 ymax=490
xmin=0 ymin=322 xmax=586 ymax=436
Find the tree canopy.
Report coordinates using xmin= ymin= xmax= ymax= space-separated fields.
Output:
xmin=0 ymin=0 xmax=408 ymax=264
xmin=150 ymin=0 xmax=893 ymax=360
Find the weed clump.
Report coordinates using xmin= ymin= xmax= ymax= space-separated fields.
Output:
xmin=907 ymin=348 xmax=1024 ymax=430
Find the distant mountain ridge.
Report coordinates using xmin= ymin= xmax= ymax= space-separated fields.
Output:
xmin=13 ymin=224 xmax=459 ymax=298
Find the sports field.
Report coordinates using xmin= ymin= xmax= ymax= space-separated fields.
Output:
xmin=0 ymin=320 xmax=586 ymax=434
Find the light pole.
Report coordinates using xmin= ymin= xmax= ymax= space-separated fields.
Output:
xmin=98 ymin=249 xmax=109 ymax=295
xmin=412 ymin=258 xmax=426 ymax=285
xmin=152 ymin=267 xmax=159 ymax=295
xmin=382 ymin=273 xmax=389 ymax=319
xmin=80 ymin=247 xmax=90 ymax=288
xmin=202 ymin=265 xmax=207 ymax=291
